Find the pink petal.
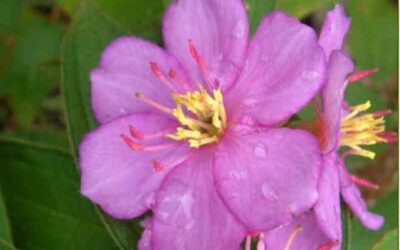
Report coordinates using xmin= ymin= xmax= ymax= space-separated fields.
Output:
xmin=226 ymin=11 xmax=326 ymax=126
xmin=79 ymin=112 xmax=190 ymax=219
xmin=214 ymin=128 xmax=321 ymax=231
xmin=320 ymin=51 xmax=354 ymax=153
xmin=338 ymin=160 xmax=384 ymax=230
xmin=162 ymin=0 xmax=249 ymax=90
xmin=151 ymin=149 xmax=246 ymax=250
xmin=264 ymin=212 xmax=333 ymax=250
xmin=91 ymin=36 xmax=189 ymax=124
xmin=139 ymin=218 xmax=153 ymax=250
xmin=314 ymin=153 xmax=342 ymax=242
xmin=319 ymin=5 xmax=351 ymax=58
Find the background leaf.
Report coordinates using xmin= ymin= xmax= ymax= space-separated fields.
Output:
xmin=0 ymin=185 xmax=15 ymax=249
xmin=245 ymin=0 xmax=275 ymax=33
xmin=0 ymin=138 xmax=117 ymax=249
xmin=350 ymin=190 xmax=398 ymax=249
xmin=62 ymin=3 xmax=141 ymax=249
xmin=372 ymin=229 xmax=398 ymax=250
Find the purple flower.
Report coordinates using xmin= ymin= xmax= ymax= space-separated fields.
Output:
xmin=263 ymin=5 xmax=396 ymax=250
xmin=79 ymin=0 xmax=326 ymax=248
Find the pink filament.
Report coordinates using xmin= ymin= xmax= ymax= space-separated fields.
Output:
xmin=188 ymin=39 xmax=214 ymax=89
xmin=317 ymin=240 xmax=339 ymax=250
xmin=347 ymin=68 xmax=378 ymax=83
xmin=150 ymin=62 xmax=179 ymax=92
xmin=351 ymin=175 xmax=379 ymax=190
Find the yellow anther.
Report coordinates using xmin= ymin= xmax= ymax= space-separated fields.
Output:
xmin=340 ymin=100 xmax=388 ymax=159
xmin=167 ymin=85 xmax=227 ymax=148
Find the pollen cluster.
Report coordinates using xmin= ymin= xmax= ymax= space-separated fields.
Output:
xmin=167 ymin=85 xmax=227 ymax=148
xmin=340 ymin=101 xmax=388 ymax=159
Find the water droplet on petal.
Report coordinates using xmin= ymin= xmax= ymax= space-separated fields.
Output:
xmin=180 ymin=191 xmax=194 ymax=219
xmin=145 ymin=192 xmax=156 ymax=208
xmin=232 ymin=19 xmax=246 ymax=38
xmin=261 ymin=53 xmax=272 ymax=62
xmin=229 ymin=169 xmax=248 ymax=181
xmin=216 ymin=52 xmax=224 ymax=61
xmin=261 ymin=183 xmax=278 ymax=201
xmin=254 ymin=143 xmax=268 ymax=159
xmin=239 ymin=115 xmax=257 ymax=126
xmin=243 ymin=98 xmax=258 ymax=107
xmin=301 ymin=69 xmax=319 ymax=81
xmin=288 ymin=203 xmax=297 ymax=214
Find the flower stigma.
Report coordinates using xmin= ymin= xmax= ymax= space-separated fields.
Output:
xmin=166 ymin=85 xmax=227 ymax=148
xmin=339 ymin=100 xmax=394 ymax=159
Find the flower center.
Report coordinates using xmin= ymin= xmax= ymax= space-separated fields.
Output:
xmin=166 ymin=85 xmax=227 ymax=148
xmin=339 ymin=100 xmax=392 ymax=159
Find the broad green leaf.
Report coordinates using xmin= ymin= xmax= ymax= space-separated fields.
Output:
xmin=275 ymin=0 xmax=334 ymax=18
xmin=1 ymin=130 xmax=68 ymax=149
xmin=0 ymin=138 xmax=117 ymax=249
xmin=62 ymin=2 xmax=125 ymax=153
xmin=245 ymin=0 xmax=275 ymax=33
xmin=0 ymin=185 xmax=14 ymax=249
xmin=350 ymin=190 xmax=398 ymax=249
xmin=346 ymin=0 xmax=398 ymax=131
xmin=92 ymin=0 xmax=164 ymax=42
xmin=0 ymin=9 xmax=62 ymax=128
xmin=372 ymin=229 xmax=398 ymax=250
xmin=0 ymin=0 xmax=22 ymax=33
xmin=341 ymin=205 xmax=352 ymax=250
xmin=62 ymin=3 xmax=140 ymax=249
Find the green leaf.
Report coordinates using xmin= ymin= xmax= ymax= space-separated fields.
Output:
xmin=0 ymin=9 xmax=62 ymax=128
xmin=346 ymin=0 xmax=398 ymax=130
xmin=0 ymin=138 xmax=117 ymax=249
xmin=275 ymin=0 xmax=334 ymax=18
xmin=0 ymin=0 xmax=22 ymax=33
xmin=93 ymin=0 xmax=164 ymax=42
xmin=62 ymin=3 xmax=140 ymax=249
xmin=0 ymin=186 xmax=15 ymax=249
xmin=372 ymin=229 xmax=398 ymax=250
xmin=245 ymin=0 xmax=275 ymax=33
xmin=341 ymin=205 xmax=352 ymax=250
xmin=1 ymin=130 xmax=68 ymax=149
xmin=350 ymin=190 xmax=398 ymax=249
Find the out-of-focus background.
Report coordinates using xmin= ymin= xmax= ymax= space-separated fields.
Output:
xmin=0 ymin=0 xmax=397 ymax=249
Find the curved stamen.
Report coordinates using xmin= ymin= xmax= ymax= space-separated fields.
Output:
xmin=135 ymin=92 xmax=173 ymax=115
xmin=351 ymin=175 xmax=379 ymax=190
xmin=129 ymin=126 xmax=145 ymax=140
xmin=283 ymin=225 xmax=303 ymax=250
xmin=188 ymin=39 xmax=214 ymax=89
xmin=169 ymin=68 xmax=192 ymax=91
xmin=256 ymin=233 xmax=266 ymax=250
xmin=347 ymin=68 xmax=378 ymax=83
xmin=150 ymin=62 xmax=180 ymax=92
xmin=245 ymin=235 xmax=252 ymax=250
xmin=340 ymin=100 xmax=394 ymax=159
xmin=317 ymin=240 xmax=339 ymax=250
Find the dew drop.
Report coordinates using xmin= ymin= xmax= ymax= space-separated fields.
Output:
xmin=180 ymin=191 xmax=194 ymax=218
xmin=240 ymin=115 xmax=257 ymax=126
xmin=243 ymin=98 xmax=258 ymax=107
xmin=216 ymin=52 xmax=224 ymax=61
xmin=229 ymin=169 xmax=247 ymax=181
xmin=261 ymin=53 xmax=272 ymax=63
xmin=145 ymin=192 xmax=155 ymax=208
xmin=232 ymin=19 xmax=246 ymax=38
xmin=254 ymin=143 xmax=268 ymax=159
xmin=301 ymin=69 xmax=319 ymax=81
xmin=288 ymin=203 xmax=297 ymax=214
xmin=261 ymin=183 xmax=278 ymax=201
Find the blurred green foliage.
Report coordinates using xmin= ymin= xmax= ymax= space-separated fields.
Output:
xmin=0 ymin=0 xmax=397 ymax=249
